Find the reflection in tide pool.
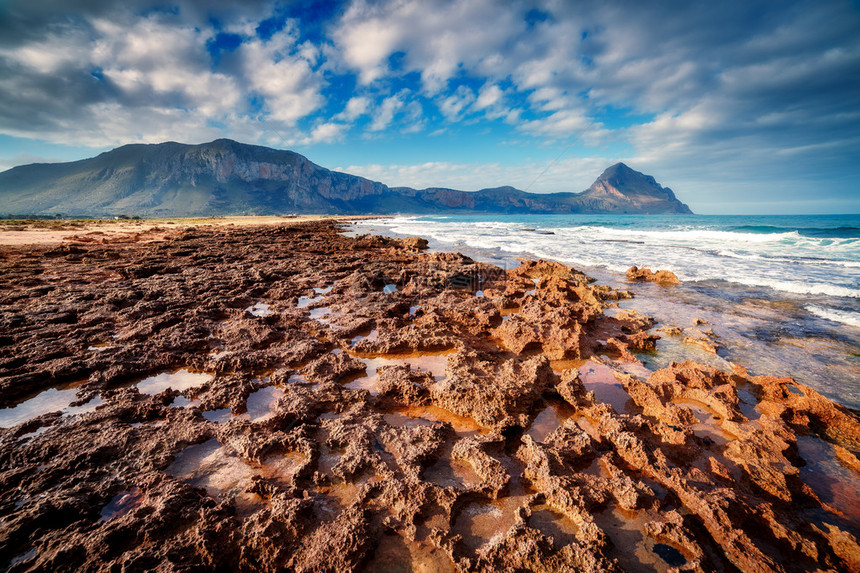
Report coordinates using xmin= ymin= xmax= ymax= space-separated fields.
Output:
xmin=526 ymin=399 xmax=575 ymax=443
xmin=797 ymin=435 xmax=860 ymax=524
xmin=136 ymin=369 xmax=213 ymax=395
xmin=345 ymin=352 xmax=451 ymax=395
xmin=579 ymin=361 xmax=634 ymax=412
xmin=239 ymin=386 xmax=283 ymax=422
xmin=100 ymin=488 xmax=143 ymax=521
xmin=245 ymin=302 xmax=273 ymax=317
xmin=167 ymin=439 xmax=308 ymax=516
xmin=387 ymin=404 xmax=487 ymax=437
xmin=0 ymin=385 xmax=102 ymax=429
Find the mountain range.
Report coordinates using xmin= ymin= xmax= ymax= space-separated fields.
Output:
xmin=0 ymin=139 xmax=693 ymax=216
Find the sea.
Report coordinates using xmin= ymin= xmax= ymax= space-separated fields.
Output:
xmin=351 ymin=214 xmax=860 ymax=410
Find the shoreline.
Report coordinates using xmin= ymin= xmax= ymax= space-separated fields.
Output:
xmin=0 ymin=220 xmax=858 ymax=571
xmin=0 ymin=215 xmax=388 ymax=246
xmin=349 ymin=216 xmax=860 ymax=411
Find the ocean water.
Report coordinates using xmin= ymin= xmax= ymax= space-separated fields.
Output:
xmin=351 ymin=214 xmax=860 ymax=409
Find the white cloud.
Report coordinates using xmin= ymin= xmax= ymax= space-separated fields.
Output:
xmin=306 ymin=122 xmax=348 ymax=144
xmin=240 ymin=26 xmax=324 ymax=125
xmin=438 ymin=85 xmax=475 ymax=121
xmin=336 ymin=96 xmax=371 ymax=121
xmin=368 ymin=92 xmax=406 ymax=132
xmin=332 ymin=0 xmax=525 ymax=94
xmin=474 ymin=83 xmax=503 ymax=110
xmin=338 ymin=155 xmax=614 ymax=194
xmin=0 ymin=0 xmax=858 ymax=211
xmin=519 ymin=109 xmax=593 ymax=139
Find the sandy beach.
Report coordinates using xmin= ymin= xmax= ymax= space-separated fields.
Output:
xmin=0 ymin=220 xmax=858 ymax=572
xmin=0 ymin=215 xmax=384 ymax=246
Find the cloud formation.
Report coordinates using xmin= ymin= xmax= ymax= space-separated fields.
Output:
xmin=0 ymin=0 xmax=857 ymax=211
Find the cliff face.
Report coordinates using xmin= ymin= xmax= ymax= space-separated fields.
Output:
xmin=0 ymin=140 xmax=694 ymax=216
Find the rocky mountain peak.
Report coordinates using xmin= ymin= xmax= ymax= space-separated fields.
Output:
xmin=0 ymin=140 xmax=694 ymax=216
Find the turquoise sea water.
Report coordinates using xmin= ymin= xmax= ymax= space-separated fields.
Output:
xmin=353 ymin=214 xmax=860 ymax=409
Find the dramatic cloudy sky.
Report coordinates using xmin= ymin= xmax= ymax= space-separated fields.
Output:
xmin=0 ymin=0 xmax=858 ymax=213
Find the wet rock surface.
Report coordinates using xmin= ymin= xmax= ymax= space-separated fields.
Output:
xmin=626 ymin=266 xmax=681 ymax=286
xmin=1 ymin=221 xmax=858 ymax=572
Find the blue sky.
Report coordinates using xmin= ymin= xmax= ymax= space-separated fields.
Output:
xmin=0 ymin=0 xmax=858 ymax=214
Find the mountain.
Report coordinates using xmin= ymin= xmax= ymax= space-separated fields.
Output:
xmin=575 ymin=163 xmax=692 ymax=214
xmin=0 ymin=139 xmax=693 ymax=216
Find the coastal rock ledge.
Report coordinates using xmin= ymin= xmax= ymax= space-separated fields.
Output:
xmin=626 ymin=265 xmax=682 ymax=285
xmin=0 ymin=220 xmax=857 ymax=572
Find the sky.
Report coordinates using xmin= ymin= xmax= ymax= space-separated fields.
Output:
xmin=0 ymin=0 xmax=858 ymax=214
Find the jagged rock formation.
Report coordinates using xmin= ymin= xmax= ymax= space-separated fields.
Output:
xmin=0 ymin=139 xmax=693 ymax=216
xmin=0 ymin=221 xmax=856 ymax=572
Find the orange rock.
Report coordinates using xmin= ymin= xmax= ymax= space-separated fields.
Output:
xmin=625 ymin=265 xmax=681 ymax=285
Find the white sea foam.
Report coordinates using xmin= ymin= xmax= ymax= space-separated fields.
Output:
xmin=731 ymin=278 xmax=860 ymax=299
xmin=806 ymin=306 xmax=860 ymax=328
xmin=368 ymin=216 xmax=860 ymax=300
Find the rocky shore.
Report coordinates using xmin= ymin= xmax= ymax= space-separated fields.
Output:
xmin=0 ymin=220 xmax=858 ymax=572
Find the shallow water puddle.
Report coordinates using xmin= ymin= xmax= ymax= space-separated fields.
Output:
xmin=424 ymin=450 xmax=483 ymax=490
xmin=0 ymin=384 xmax=102 ymax=428
xmin=100 ymin=488 xmax=143 ymax=521
xmin=453 ymin=490 xmax=532 ymax=552
xmin=383 ymin=284 xmax=398 ymax=294
xmin=594 ymin=507 xmax=682 ymax=572
xmin=88 ymin=342 xmax=119 ymax=352
xmin=549 ymin=358 xmax=587 ymax=374
xmin=527 ymin=503 xmax=579 ymax=547
xmin=19 ymin=425 xmax=52 ymax=440
xmin=387 ymin=405 xmax=488 ymax=437
xmin=239 ymin=385 xmax=284 ymax=422
xmin=256 ymin=451 xmax=307 ymax=486
xmin=526 ymin=399 xmax=576 ymax=443
xmin=499 ymin=306 xmax=521 ymax=322
xmin=736 ymin=386 xmax=762 ymax=421
xmin=202 ymin=409 xmax=232 ymax=423
xmin=345 ymin=351 xmax=452 ymax=395
xmin=671 ymin=398 xmax=738 ymax=445
xmin=9 ymin=548 xmax=37 ymax=568
xmin=316 ymin=474 xmax=382 ymax=512
xmin=796 ymin=435 xmax=860 ymax=522
xmin=297 ymin=284 xmax=335 ymax=309
xmin=170 ymin=395 xmax=199 ymax=408
xmin=167 ymin=439 xmax=259 ymax=510
xmin=64 ymin=396 xmax=105 ymax=417
xmin=351 ymin=328 xmax=378 ymax=345
xmin=136 ymin=368 xmax=213 ymax=395
xmin=365 ymin=532 xmax=456 ymax=573
xmin=454 ymin=500 xmax=519 ymax=551
xmin=525 ymin=278 xmax=540 ymax=296
xmin=641 ymin=333 xmax=729 ymax=373
xmin=316 ymin=442 xmax=343 ymax=477
xmin=573 ymin=414 xmax=603 ymax=442
xmin=297 ymin=294 xmax=324 ymax=309
xmin=309 ymin=306 xmax=336 ymax=321
xmin=409 ymin=305 xmax=421 ymax=316
xmin=246 ymin=301 xmax=273 ymax=317
xmin=453 ymin=455 xmax=534 ymax=552
xmin=288 ymin=372 xmax=310 ymax=384
xmin=165 ymin=439 xmax=307 ymax=515
xmin=208 ymin=349 xmax=233 ymax=359
xmin=383 ymin=411 xmax=436 ymax=430
xmin=580 ymin=361 xmax=634 ymax=412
